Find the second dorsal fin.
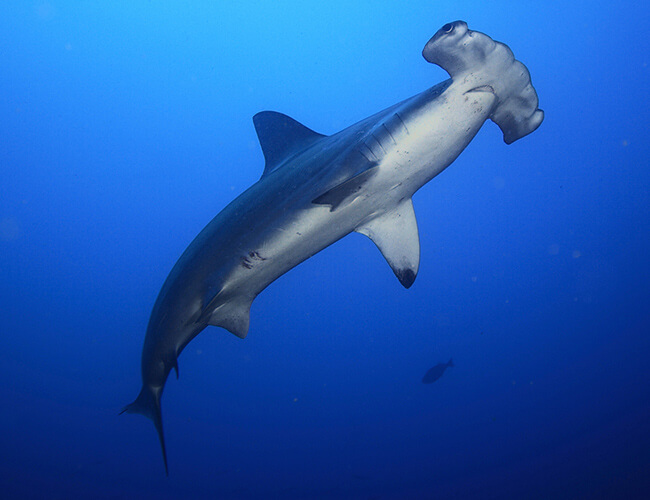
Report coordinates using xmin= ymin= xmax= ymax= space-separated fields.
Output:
xmin=253 ymin=111 xmax=327 ymax=177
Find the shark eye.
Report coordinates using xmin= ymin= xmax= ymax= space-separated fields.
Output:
xmin=441 ymin=23 xmax=454 ymax=34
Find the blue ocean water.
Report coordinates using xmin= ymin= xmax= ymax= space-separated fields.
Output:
xmin=1 ymin=1 xmax=649 ymax=498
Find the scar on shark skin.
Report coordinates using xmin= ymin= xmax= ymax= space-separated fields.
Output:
xmin=241 ymin=251 xmax=266 ymax=269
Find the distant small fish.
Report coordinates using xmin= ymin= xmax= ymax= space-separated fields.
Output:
xmin=422 ymin=358 xmax=454 ymax=384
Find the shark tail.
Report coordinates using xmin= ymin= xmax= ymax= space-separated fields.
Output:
xmin=448 ymin=358 xmax=454 ymax=368
xmin=121 ymin=385 xmax=168 ymax=475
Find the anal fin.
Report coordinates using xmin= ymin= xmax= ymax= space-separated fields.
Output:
xmin=356 ymin=198 xmax=420 ymax=288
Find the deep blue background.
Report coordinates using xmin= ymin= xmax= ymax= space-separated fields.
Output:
xmin=1 ymin=1 xmax=649 ymax=498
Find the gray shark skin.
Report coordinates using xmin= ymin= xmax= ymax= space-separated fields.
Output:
xmin=123 ymin=21 xmax=543 ymax=474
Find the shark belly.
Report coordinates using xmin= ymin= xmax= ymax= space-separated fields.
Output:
xmin=357 ymin=85 xmax=497 ymax=204
xmin=209 ymin=82 xmax=498 ymax=324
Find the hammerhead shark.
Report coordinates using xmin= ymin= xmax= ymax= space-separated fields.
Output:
xmin=123 ymin=21 xmax=543 ymax=473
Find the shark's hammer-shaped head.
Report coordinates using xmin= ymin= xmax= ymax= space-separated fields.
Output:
xmin=423 ymin=21 xmax=544 ymax=144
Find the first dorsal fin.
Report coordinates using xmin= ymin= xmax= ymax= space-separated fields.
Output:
xmin=253 ymin=111 xmax=326 ymax=177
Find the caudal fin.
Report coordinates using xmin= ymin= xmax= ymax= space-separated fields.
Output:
xmin=121 ymin=386 xmax=168 ymax=475
xmin=448 ymin=358 xmax=454 ymax=368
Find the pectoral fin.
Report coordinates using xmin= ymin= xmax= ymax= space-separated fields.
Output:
xmin=312 ymin=166 xmax=379 ymax=212
xmin=356 ymin=198 xmax=420 ymax=288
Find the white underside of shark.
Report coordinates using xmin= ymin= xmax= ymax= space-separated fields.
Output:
xmin=123 ymin=21 xmax=544 ymax=474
